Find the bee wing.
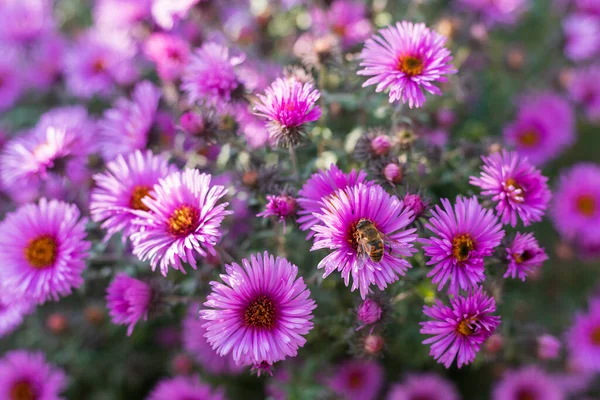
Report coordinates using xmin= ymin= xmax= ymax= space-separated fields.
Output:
xmin=354 ymin=243 xmax=371 ymax=270
xmin=381 ymin=234 xmax=413 ymax=257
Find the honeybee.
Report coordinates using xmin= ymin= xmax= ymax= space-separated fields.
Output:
xmin=354 ymin=218 xmax=409 ymax=266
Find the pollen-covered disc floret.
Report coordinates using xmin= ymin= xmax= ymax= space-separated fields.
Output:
xmin=200 ymin=252 xmax=316 ymax=369
xmin=130 ymin=169 xmax=231 ymax=276
xmin=310 ymin=183 xmax=418 ymax=299
xmin=420 ymin=288 xmax=501 ymax=368
xmin=357 ymin=21 xmax=456 ymax=108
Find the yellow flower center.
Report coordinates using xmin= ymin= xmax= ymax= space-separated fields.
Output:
xmin=452 ymin=234 xmax=475 ymax=262
xmin=25 ymin=235 xmax=58 ymax=269
xmin=505 ymin=178 xmax=524 ymax=202
xmin=457 ymin=319 xmax=474 ymax=336
xmin=167 ymin=205 xmax=200 ymax=237
xmin=244 ymin=295 xmax=276 ymax=328
xmin=398 ymin=55 xmax=424 ymax=77
xmin=10 ymin=381 xmax=37 ymax=400
xmin=517 ymin=130 xmax=539 ymax=147
xmin=576 ymin=194 xmax=596 ymax=217
xmin=591 ymin=326 xmax=600 ymax=346
xmin=129 ymin=185 xmax=152 ymax=211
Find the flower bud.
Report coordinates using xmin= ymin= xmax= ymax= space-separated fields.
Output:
xmin=47 ymin=313 xmax=68 ymax=335
xmin=370 ymin=135 xmax=392 ymax=156
xmin=383 ymin=163 xmax=403 ymax=184
xmin=403 ymin=193 xmax=428 ymax=219
xmin=537 ymin=334 xmax=561 ymax=360
xmin=84 ymin=305 xmax=106 ymax=326
xmin=364 ymin=334 xmax=384 ymax=355
xmin=357 ymin=299 xmax=382 ymax=325
xmin=485 ymin=334 xmax=504 ymax=355
xmin=171 ymin=353 xmax=193 ymax=375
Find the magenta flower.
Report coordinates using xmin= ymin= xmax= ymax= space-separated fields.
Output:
xmin=537 ymin=334 xmax=561 ymax=360
xmin=297 ymin=164 xmax=369 ymax=238
xmin=0 ymin=198 xmax=90 ymax=304
xmin=458 ymin=0 xmax=527 ymax=26
xmin=403 ymin=193 xmax=429 ymax=219
xmin=492 ymin=366 xmax=564 ymax=400
xmin=311 ymin=0 xmax=372 ymax=49
xmin=0 ymin=0 xmax=54 ymax=44
xmin=470 ymin=150 xmax=551 ymax=227
xmin=130 ymin=169 xmax=231 ymax=276
xmin=0 ymin=46 xmax=23 ymax=112
xmin=328 ymin=360 xmax=384 ymax=400
xmin=0 ymin=350 xmax=67 ymax=400
xmin=422 ymin=196 xmax=505 ymax=295
xmin=99 ymin=81 xmax=161 ymax=161
xmin=254 ymin=77 xmax=322 ymax=146
xmin=182 ymin=303 xmax=244 ymax=375
xmin=106 ymin=273 xmax=153 ymax=336
xmin=94 ymin=0 xmax=151 ymax=29
xmin=182 ymin=42 xmax=245 ymax=110
xmin=151 ymin=0 xmax=201 ymax=30
xmin=311 ymin=184 xmax=418 ymax=299
xmin=420 ymin=288 xmax=501 ymax=368
xmin=551 ymin=163 xmax=600 ymax=247
xmin=357 ymin=298 xmax=382 ymax=330
xmin=563 ymin=14 xmax=600 ymax=62
xmin=387 ymin=373 xmax=460 ymax=400
xmin=90 ymin=150 xmax=176 ymax=241
xmin=147 ymin=375 xmax=224 ymax=400
xmin=567 ymin=297 xmax=600 ymax=372
xmin=504 ymin=232 xmax=548 ymax=281
xmin=358 ymin=21 xmax=456 ymax=108
xmin=257 ymin=193 xmax=297 ymax=232
xmin=0 ymin=294 xmax=34 ymax=339
xmin=200 ymin=252 xmax=316 ymax=369
xmin=144 ymin=33 xmax=190 ymax=82
xmin=567 ymin=64 xmax=600 ymax=122
xmin=504 ymin=91 xmax=575 ymax=165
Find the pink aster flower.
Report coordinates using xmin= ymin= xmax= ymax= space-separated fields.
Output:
xmin=504 ymin=91 xmax=575 ymax=165
xmin=458 ymin=0 xmax=528 ymax=26
xmin=181 ymin=42 xmax=245 ymax=111
xmin=0 ymin=293 xmax=34 ymax=339
xmin=257 ymin=193 xmax=297 ymax=232
xmin=182 ymin=303 xmax=244 ymax=375
xmin=297 ymin=164 xmax=369 ymax=238
xmin=0 ymin=199 xmax=90 ymax=304
xmin=94 ymin=0 xmax=151 ymax=29
xmin=106 ymin=273 xmax=153 ymax=336
xmin=328 ymin=360 xmax=384 ymax=400
xmin=254 ymin=77 xmax=322 ymax=146
xmin=99 ymin=81 xmax=161 ymax=161
xmin=470 ymin=150 xmax=551 ymax=227
xmin=422 ymin=196 xmax=505 ymax=295
xmin=551 ymin=163 xmax=600 ymax=247
xmin=420 ymin=288 xmax=501 ymax=368
xmin=130 ymin=169 xmax=231 ymax=275
xmin=0 ymin=46 xmax=24 ymax=112
xmin=0 ymin=350 xmax=67 ymax=400
xmin=492 ymin=366 xmax=564 ymax=400
xmin=563 ymin=14 xmax=600 ymax=62
xmin=567 ymin=297 xmax=600 ymax=372
xmin=90 ymin=150 xmax=175 ymax=241
xmin=357 ymin=298 xmax=382 ymax=327
xmin=311 ymin=0 xmax=372 ymax=49
xmin=200 ymin=252 xmax=316 ymax=370
xmin=504 ymin=232 xmax=548 ymax=281
xmin=152 ymin=0 xmax=201 ymax=30
xmin=0 ymin=0 xmax=54 ymax=44
xmin=144 ymin=33 xmax=190 ymax=82
xmin=387 ymin=373 xmax=460 ymax=400
xmin=567 ymin=64 xmax=600 ymax=122
xmin=357 ymin=21 xmax=457 ymax=108
xmin=311 ymin=183 xmax=418 ymax=299
xmin=147 ymin=375 xmax=224 ymax=400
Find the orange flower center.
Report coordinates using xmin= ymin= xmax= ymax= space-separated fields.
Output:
xmin=513 ymin=249 xmax=534 ymax=264
xmin=576 ymin=194 xmax=596 ymax=217
xmin=167 ymin=205 xmax=200 ymax=237
xmin=516 ymin=389 xmax=537 ymax=400
xmin=591 ymin=326 xmax=600 ymax=346
xmin=398 ymin=55 xmax=424 ymax=77
xmin=129 ymin=185 xmax=152 ymax=211
xmin=25 ymin=235 xmax=58 ymax=269
xmin=332 ymin=24 xmax=346 ymax=36
xmin=92 ymin=58 xmax=106 ymax=74
xmin=517 ymin=130 xmax=539 ymax=147
xmin=505 ymin=178 xmax=524 ymax=201
xmin=10 ymin=380 xmax=37 ymax=400
xmin=457 ymin=319 xmax=474 ymax=336
xmin=244 ymin=295 xmax=276 ymax=328
xmin=347 ymin=370 xmax=363 ymax=389
xmin=452 ymin=234 xmax=475 ymax=262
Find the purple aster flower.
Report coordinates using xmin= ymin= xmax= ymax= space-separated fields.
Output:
xmin=0 ymin=198 xmax=90 ymax=304
xmin=575 ymin=0 xmax=600 ymax=15
xmin=23 ymin=32 xmax=66 ymax=92
xmin=182 ymin=303 xmax=244 ymax=375
xmin=387 ymin=373 xmax=460 ymax=400
xmin=0 ymin=294 xmax=34 ymax=339
xmin=567 ymin=64 xmax=600 ymax=122
xmin=311 ymin=184 xmax=418 ymax=299
xmin=0 ymin=350 xmax=67 ymax=400
xmin=311 ymin=0 xmax=372 ymax=49
xmin=470 ymin=150 xmax=551 ymax=227
xmin=152 ymin=0 xmax=201 ymax=30
xmin=181 ymin=42 xmax=245 ymax=110
xmin=563 ymin=14 xmax=600 ymax=62
xmin=328 ymin=360 xmax=384 ymax=400
xmin=200 ymin=252 xmax=316 ymax=369
xmin=492 ymin=366 xmax=564 ymax=400
xmin=567 ymin=297 xmax=600 ymax=372
xmin=144 ymin=33 xmax=190 ymax=82
xmin=357 ymin=21 xmax=457 ymax=108
xmin=99 ymin=81 xmax=161 ymax=161
xmin=254 ymin=77 xmax=322 ymax=147
xmin=106 ymin=273 xmax=153 ymax=336
xmin=257 ymin=193 xmax=297 ymax=232
xmin=0 ymin=0 xmax=54 ymax=44
xmin=0 ymin=46 xmax=24 ymax=112
xmin=551 ymin=163 xmax=600 ymax=246
xmin=504 ymin=232 xmax=548 ymax=281
xmin=130 ymin=169 xmax=230 ymax=275
xmin=147 ymin=375 xmax=224 ymax=400
xmin=458 ymin=0 xmax=528 ymax=26
xmin=90 ymin=150 xmax=175 ymax=241
xmin=297 ymin=164 xmax=369 ymax=238
xmin=420 ymin=288 xmax=501 ymax=368
xmin=422 ymin=196 xmax=505 ymax=295
xmin=537 ymin=334 xmax=561 ymax=360
xmin=94 ymin=0 xmax=151 ymax=29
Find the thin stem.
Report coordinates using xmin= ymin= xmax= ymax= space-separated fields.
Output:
xmin=289 ymin=146 xmax=298 ymax=179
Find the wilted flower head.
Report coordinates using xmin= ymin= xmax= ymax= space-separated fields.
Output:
xmin=423 ymin=196 xmax=505 ymax=295
xmin=0 ymin=350 xmax=67 ymax=400
xmin=130 ymin=169 xmax=231 ymax=275
xmin=504 ymin=232 xmax=548 ymax=281
xmin=357 ymin=298 xmax=382 ymax=327
xmin=311 ymin=184 xmax=418 ymax=299
xmin=200 ymin=252 xmax=316 ymax=369
xmin=567 ymin=64 xmax=600 ymax=122
xmin=470 ymin=150 xmax=551 ymax=227
xmin=254 ymin=77 xmax=322 ymax=147
xmin=106 ymin=273 xmax=153 ymax=336
xmin=492 ymin=366 xmax=564 ymax=400
xmin=458 ymin=0 xmax=528 ymax=26
xmin=147 ymin=375 xmax=224 ymax=400
xmin=537 ymin=334 xmax=561 ymax=360
xmin=144 ymin=33 xmax=191 ymax=82
xmin=358 ymin=21 xmax=456 ymax=108
xmin=387 ymin=373 xmax=460 ymax=400
xmin=420 ymin=288 xmax=501 ymax=368
xmin=311 ymin=0 xmax=372 ymax=49
xmin=328 ymin=360 xmax=384 ymax=400
xmin=567 ymin=297 xmax=600 ymax=372
xmin=152 ymin=0 xmax=200 ymax=30
xmin=563 ymin=14 xmax=600 ymax=62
